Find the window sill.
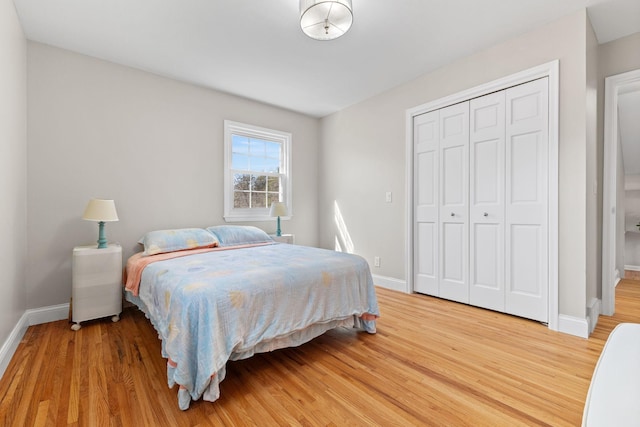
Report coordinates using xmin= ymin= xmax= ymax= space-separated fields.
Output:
xmin=224 ymin=215 xmax=292 ymax=222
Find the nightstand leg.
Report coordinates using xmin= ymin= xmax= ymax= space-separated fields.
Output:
xmin=71 ymin=323 xmax=81 ymax=331
xmin=112 ymin=314 xmax=120 ymax=322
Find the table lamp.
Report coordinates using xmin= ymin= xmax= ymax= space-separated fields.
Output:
xmin=82 ymin=199 xmax=119 ymax=248
xmin=269 ymin=202 xmax=288 ymax=237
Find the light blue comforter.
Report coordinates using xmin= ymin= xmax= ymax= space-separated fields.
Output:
xmin=126 ymin=243 xmax=379 ymax=409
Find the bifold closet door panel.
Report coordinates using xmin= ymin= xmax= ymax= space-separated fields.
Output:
xmin=414 ymin=110 xmax=440 ymax=296
xmin=469 ymin=91 xmax=506 ymax=312
xmin=412 ymin=76 xmax=550 ymax=323
xmin=439 ymin=102 xmax=469 ymax=304
xmin=505 ymin=77 xmax=549 ymax=323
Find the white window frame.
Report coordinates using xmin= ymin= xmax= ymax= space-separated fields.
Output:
xmin=223 ymin=120 xmax=292 ymax=222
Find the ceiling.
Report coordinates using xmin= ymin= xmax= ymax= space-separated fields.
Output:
xmin=12 ymin=0 xmax=640 ymax=118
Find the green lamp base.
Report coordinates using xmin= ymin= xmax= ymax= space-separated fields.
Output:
xmin=97 ymin=221 xmax=108 ymax=248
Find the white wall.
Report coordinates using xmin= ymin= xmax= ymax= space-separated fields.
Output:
xmin=319 ymin=10 xmax=590 ymax=319
xmin=599 ymin=32 xmax=640 ymax=78
xmin=586 ymin=13 xmax=600 ymax=306
xmin=0 ymin=0 xmax=27 ymax=347
xmin=26 ymin=42 xmax=320 ymax=309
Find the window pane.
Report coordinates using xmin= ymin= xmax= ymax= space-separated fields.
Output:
xmin=266 ymin=141 xmax=280 ymax=158
xmin=232 ymin=154 xmax=249 ymax=170
xmin=264 ymin=157 xmax=280 ymax=173
xmin=232 ymin=136 xmax=282 ymax=173
xmin=234 ymin=174 xmax=250 ymax=191
xmin=234 ymin=191 xmax=250 ymax=208
xmin=247 ymin=157 xmax=278 ymax=173
xmin=232 ymin=135 xmax=249 ymax=154
xmin=249 ymin=139 xmax=266 ymax=156
xmin=252 ymin=175 xmax=266 ymax=191
xmin=253 ymin=193 xmax=266 ymax=208
xmin=267 ymin=176 xmax=280 ymax=192
xmin=268 ymin=193 xmax=280 ymax=207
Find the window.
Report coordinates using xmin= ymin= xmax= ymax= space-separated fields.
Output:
xmin=224 ymin=120 xmax=291 ymax=221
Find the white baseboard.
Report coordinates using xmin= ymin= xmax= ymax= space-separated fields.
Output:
xmin=27 ymin=303 xmax=70 ymax=326
xmin=558 ymin=314 xmax=589 ymax=338
xmin=372 ymin=274 xmax=407 ymax=293
xmin=0 ymin=312 xmax=29 ymax=380
xmin=624 ymin=264 xmax=640 ymax=272
xmin=0 ymin=303 xmax=70 ymax=379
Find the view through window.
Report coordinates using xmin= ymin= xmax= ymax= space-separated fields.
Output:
xmin=224 ymin=121 xmax=291 ymax=221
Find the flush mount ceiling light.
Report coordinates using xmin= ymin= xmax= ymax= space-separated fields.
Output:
xmin=300 ymin=0 xmax=353 ymax=41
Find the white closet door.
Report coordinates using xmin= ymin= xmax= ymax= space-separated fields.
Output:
xmin=505 ymin=78 xmax=549 ymax=323
xmin=414 ymin=110 xmax=440 ymax=295
xmin=469 ymin=91 xmax=506 ymax=311
xmin=439 ymin=102 xmax=469 ymax=303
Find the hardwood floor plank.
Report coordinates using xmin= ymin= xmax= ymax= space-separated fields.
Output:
xmin=0 ymin=334 xmax=28 ymax=426
xmin=56 ymin=337 xmax=75 ymax=426
xmin=66 ymin=326 xmax=82 ymax=425
xmin=33 ymin=400 xmax=49 ymax=427
xmin=9 ymin=321 xmax=52 ymax=427
xmin=2 ymin=281 xmax=640 ymax=426
xmin=45 ymin=322 xmax=70 ymax=427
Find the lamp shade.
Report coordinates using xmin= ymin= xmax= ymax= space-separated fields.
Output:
xmin=269 ymin=202 xmax=288 ymax=217
xmin=82 ymin=199 xmax=119 ymax=222
xmin=300 ymin=0 xmax=353 ymax=41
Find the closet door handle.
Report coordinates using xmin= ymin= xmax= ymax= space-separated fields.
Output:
xmin=450 ymin=212 xmax=455 ymax=217
xmin=483 ymin=212 xmax=488 ymax=217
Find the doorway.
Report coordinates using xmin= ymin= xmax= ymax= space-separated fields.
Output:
xmin=602 ymin=68 xmax=640 ymax=316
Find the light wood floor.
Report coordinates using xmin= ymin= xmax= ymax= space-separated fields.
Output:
xmin=2 ymin=282 xmax=639 ymax=427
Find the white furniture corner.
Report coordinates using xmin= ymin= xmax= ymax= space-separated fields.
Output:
xmin=71 ymin=244 xmax=122 ymax=331
xmin=271 ymin=234 xmax=295 ymax=244
xmin=582 ymin=323 xmax=640 ymax=426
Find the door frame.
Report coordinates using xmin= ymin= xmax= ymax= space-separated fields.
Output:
xmin=602 ymin=69 xmax=640 ymax=316
xmin=405 ymin=60 xmax=559 ymax=331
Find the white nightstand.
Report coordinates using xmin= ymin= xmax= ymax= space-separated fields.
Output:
xmin=270 ymin=234 xmax=294 ymax=244
xmin=71 ymin=244 xmax=122 ymax=331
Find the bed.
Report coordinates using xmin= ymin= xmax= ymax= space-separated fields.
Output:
xmin=124 ymin=225 xmax=380 ymax=410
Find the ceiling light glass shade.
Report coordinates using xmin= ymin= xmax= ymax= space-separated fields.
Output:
xmin=300 ymin=0 xmax=353 ymax=41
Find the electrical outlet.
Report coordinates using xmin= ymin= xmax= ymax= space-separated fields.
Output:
xmin=385 ymin=192 xmax=392 ymax=203
xmin=374 ymin=256 xmax=380 ymax=267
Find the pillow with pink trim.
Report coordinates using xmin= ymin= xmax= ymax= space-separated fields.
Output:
xmin=138 ymin=228 xmax=218 ymax=256
xmin=206 ymin=225 xmax=273 ymax=247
